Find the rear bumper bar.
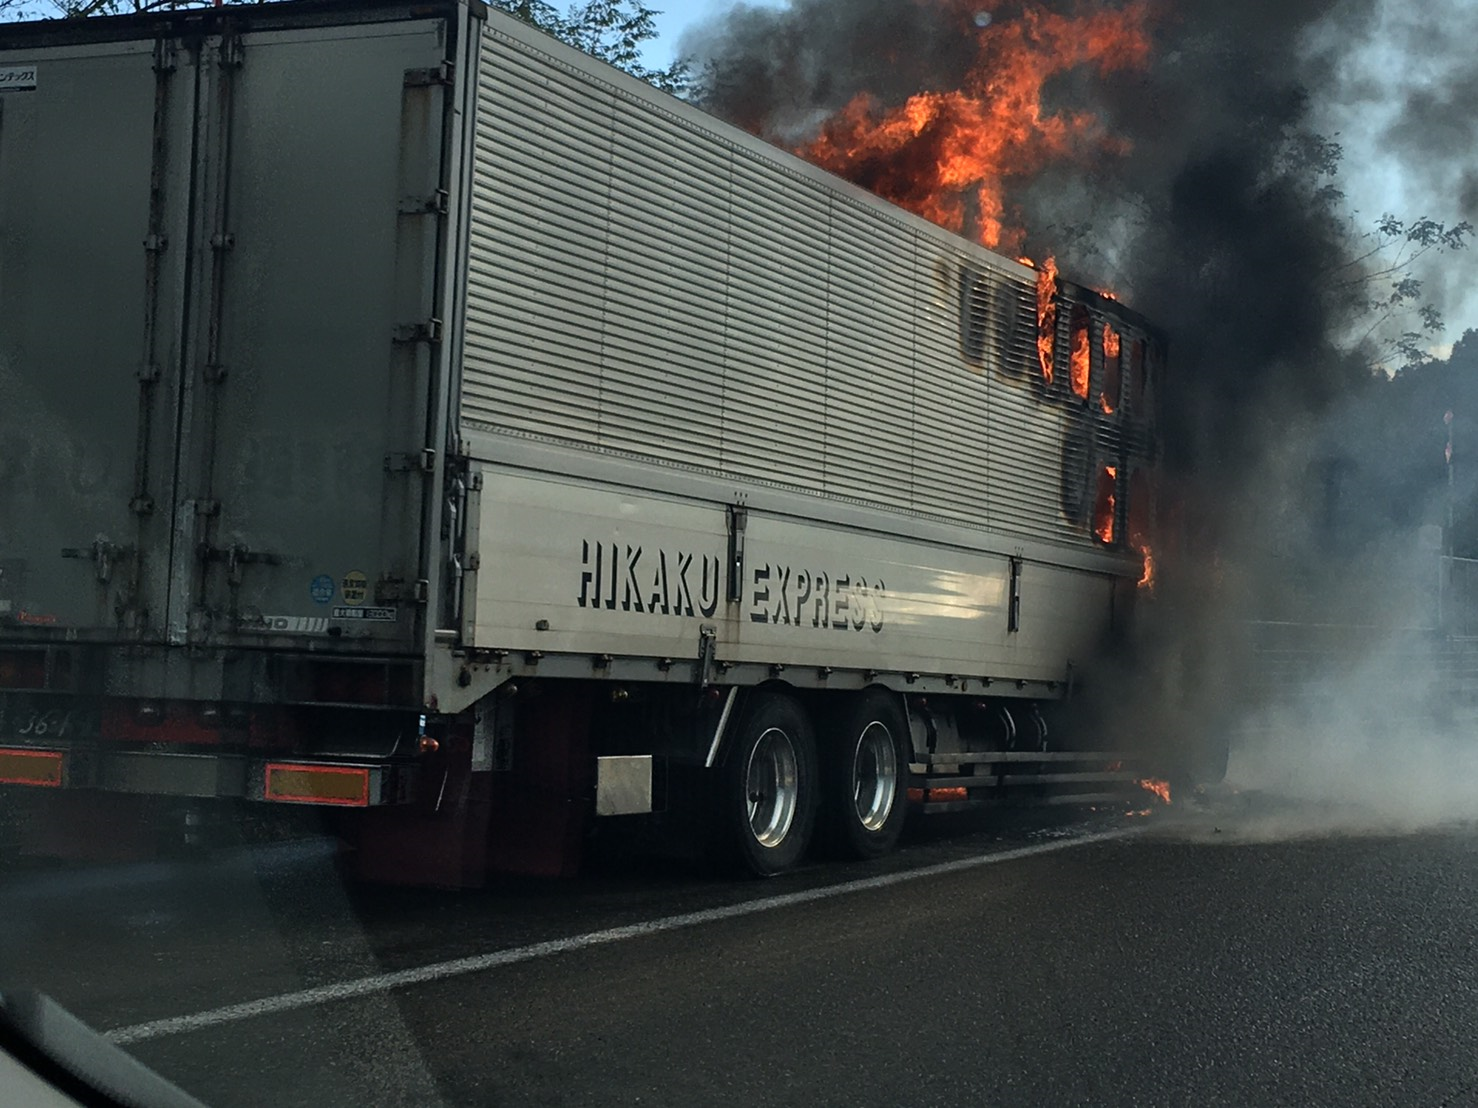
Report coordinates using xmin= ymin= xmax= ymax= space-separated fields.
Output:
xmin=0 ymin=746 xmax=416 ymax=806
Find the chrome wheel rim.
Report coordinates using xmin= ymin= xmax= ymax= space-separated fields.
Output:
xmin=745 ymin=727 xmax=799 ymax=848
xmin=852 ymin=721 xmax=898 ymax=832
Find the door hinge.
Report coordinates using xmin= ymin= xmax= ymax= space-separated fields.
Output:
xmin=62 ymin=540 xmax=135 ymax=585
xmin=726 ymin=505 xmax=747 ymax=604
xmin=384 ymin=448 xmax=437 ymax=474
xmin=1008 ymin=554 xmax=1023 ymax=633
xmin=198 ymin=542 xmax=280 ymax=587
xmin=392 ymin=319 xmax=443 ymax=344
xmin=219 ymin=35 xmax=245 ymax=69
xmin=404 ymin=61 xmax=454 ymax=87
xmin=399 ymin=189 xmax=449 ymax=216
xmin=153 ymin=39 xmax=178 ymax=74
xmin=143 ymin=234 xmax=168 ymax=254
xmin=210 ymin=232 xmax=235 ymax=251
xmin=696 ymin=624 xmax=718 ymax=688
xmin=376 ymin=577 xmax=430 ymax=604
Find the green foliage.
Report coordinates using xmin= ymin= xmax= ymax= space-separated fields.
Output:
xmin=488 ymin=0 xmax=692 ymax=94
xmin=1253 ymin=123 xmax=1470 ymax=375
xmin=0 ymin=0 xmax=195 ymax=15
xmin=1334 ymin=212 xmax=1474 ymax=370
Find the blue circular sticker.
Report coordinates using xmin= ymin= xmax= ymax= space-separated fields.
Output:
xmin=309 ymin=574 xmax=336 ymax=604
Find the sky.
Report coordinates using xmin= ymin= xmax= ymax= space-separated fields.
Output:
xmin=645 ymin=0 xmax=779 ymax=69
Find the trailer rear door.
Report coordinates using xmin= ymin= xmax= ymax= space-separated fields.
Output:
xmin=166 ymin=16 xmax=452 ymax=651
xmin=0 ymin=36 xmax=191 ymax=641
xmin=0 ymin=9 xmax=455 ymax=653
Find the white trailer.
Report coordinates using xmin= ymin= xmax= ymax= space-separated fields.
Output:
xmin=0 ymin=0 xmax=1164 ymax=881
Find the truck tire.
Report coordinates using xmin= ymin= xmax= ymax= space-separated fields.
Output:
xmin=819 ymin=689 xmax=910 ymax=860
xmin=717 ymin=690 xmax=818 ymax=877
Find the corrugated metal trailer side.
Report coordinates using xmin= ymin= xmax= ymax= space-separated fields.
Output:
xmin=457 ymin=11 xmax=1159 ymax=547
xmin=436 ymin=9 xmax=1163 ymax=708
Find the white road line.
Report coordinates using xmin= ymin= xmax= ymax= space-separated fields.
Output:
xmin=105 ymin=827 xmax=1138 ymax=1045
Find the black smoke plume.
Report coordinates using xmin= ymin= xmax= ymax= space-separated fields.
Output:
xmin=683 ymin=0 xmax=1478 ymax=810
xmin=686 ymin=0 xmax=1384 ymax=486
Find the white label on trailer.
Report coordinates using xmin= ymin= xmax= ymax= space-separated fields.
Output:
xmin=0 ymin=65 xmax=38 ymax=92
xmin=469 ymin=467 xmax=1117 ymax=680
xmin=262 ymin=615 xmax=329 ymax=634
xmin=331 ymin=606 xmax=397 ymax=622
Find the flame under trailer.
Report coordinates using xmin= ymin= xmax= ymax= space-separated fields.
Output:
xmin=0 ymin=0 xmax=1168 ymax=881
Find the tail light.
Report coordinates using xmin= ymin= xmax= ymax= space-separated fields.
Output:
xmin=0 ymin=650 xmax=50 ymax=690
xmin=303 ymin=661 xmax=416 ymax=706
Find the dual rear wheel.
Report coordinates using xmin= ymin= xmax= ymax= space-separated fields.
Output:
xmin=716 ymin=688 xmax=910 ymax=876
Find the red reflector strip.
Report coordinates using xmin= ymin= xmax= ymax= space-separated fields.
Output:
xmin=928 ymin=787 xmax=970 ymax=802
xmin=907 ymin=785 xmax=971 ymax=804
xmin=0 ymin=651 xmax=48 ymax=690
xmin=0 ymin=749 xmax=64 ymax=787
xmin=264 ymin=763 xmax=371 ymax=807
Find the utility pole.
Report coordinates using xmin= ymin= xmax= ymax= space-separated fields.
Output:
xmin=1446 ymin=410 xmax=1455 ymax=555
xmin=1442 ymin=409 xmax=1455 ymax=633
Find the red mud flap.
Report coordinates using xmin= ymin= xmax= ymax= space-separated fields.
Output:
xmin=346 ymin=691 xmax=598 ymax=888
xmin=485 ymin=692 xmax=593 ymax=879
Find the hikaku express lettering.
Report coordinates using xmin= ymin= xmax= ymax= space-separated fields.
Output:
xmin=749 ymin=564 xmax=885 ymax=633
xmin=578 ymin=540 xmax=721 ymax=618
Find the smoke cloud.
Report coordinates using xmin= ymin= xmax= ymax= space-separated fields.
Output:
xmin=685 ymin=0 xmax=1386 ymax=479
xmin=683 ymin=0 xmax=1478 ymax=833
xmin=1180 ymin=624 xmax=1478 ymax=840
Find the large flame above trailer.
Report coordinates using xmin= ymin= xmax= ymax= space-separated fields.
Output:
xmin=798 ymin=0 xmax=1153 ymax=253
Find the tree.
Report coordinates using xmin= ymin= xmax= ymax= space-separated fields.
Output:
xmin=0 ymin=0 xmax=692 ymax=94
xmin=1333 ymin=213 xmax=1474 ymax=371
xmin=489 ymin=0 xmax=690 ymax=94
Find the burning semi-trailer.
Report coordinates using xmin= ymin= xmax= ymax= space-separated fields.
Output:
xmin=0 ymin=0 xmax=1191 ymax=884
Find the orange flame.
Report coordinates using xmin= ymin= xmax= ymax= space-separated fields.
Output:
xmin=1100 ymin=323 xmax=1121 ymax=413
xmin=1093 ymin=465 xmax=1117 ymax=544
xmin=798 ymin=1 xmax=1154 ymax=251
xmin=1138 ymin=778 xmax=1171 ymax=805
xmin=1126 ymin=470 xmax=1153 ymax=590
xmin=1069 ymin=308 xmax=1091 ymax=400
xmin=1036 ymin=256 xmax=1058 ymax=383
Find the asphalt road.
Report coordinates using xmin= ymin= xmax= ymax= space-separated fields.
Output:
xmin=2 ymin=795 xmax=1477 ymax=1108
